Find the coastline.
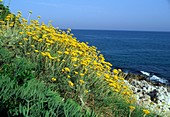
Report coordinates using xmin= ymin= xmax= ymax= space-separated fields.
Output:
xmin=119 ymin=68 xmax=170 ymax=86
xmin=122 ymin=72 xmax=170 ymax=116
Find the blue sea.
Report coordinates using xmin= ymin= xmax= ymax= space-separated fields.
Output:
xmin=72 ymin=30 xmax=170 ymax=85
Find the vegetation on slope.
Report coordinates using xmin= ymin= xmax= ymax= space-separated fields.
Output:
xmin=0 ymin=2 xmax=158 ymax=117
xmin=0 ymin=0 xmax=10 ymax=20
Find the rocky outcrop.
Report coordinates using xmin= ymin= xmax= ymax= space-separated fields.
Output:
xmin=124 ymin=72 xmax=148 ymax=81
xmin=125 ymin=78 xmax=170 ymax=116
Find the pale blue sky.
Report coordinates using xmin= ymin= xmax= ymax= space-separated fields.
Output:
xmin=4 ymin=0 xmax=170 ymax=31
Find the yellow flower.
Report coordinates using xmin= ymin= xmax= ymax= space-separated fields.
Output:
xmin=5 ymin=16 xmax=10 ymax=21
xmin=9 ymin=23 xmax=14 ymax=27
xmin=34 ymin=50 xmax=39 ymax=53
xmin=85 ymin=90 xmax=88 ymax=93
xmin=123 ymin=86 xmax=128 ymax=89
xmin=42 ymin=34 xmax=47 ymax=38
xmin=62 ymin=69 xmax=65 ymax=72
xmin=41 ymin=52 xmax=46 ymax=56
xmin=68 ymin=81 xmax=74 ymax=87
xmin=49 ymin=56 xmax=56 ymax=60
xmin=129 ymin=106 xmax=135 ymax=112
xmin=74 ymin=71 xmax=78 ymax=75
xmin=122 ymin=92 xmax=130 ymax=95
xmin=67 ymin=75 xmax=71 ymax=78
xmin=72 ymin=57 xmax=77 ymax=62
xmin=96 ymin=73 xmax=101 ymax=77
xmin=33 ymin=36 xmax=38 ymax=40
xmin=64 ymin=67 xmax=70 ymax=72
xmin=104 ymin=74 xmax=110 ymax=79
xmin=51 ymin=77 xmax=56 ymax=82
xmin=57 ymin=51 xmax=62 ymax=55
xmin=113 ymin=75 xmax=118 ymax=80
xmin=23 ymin=38 xmax=28 ymax=41
xmin=119 ymin=77 xmax=124 ymax=80
xmin=79 ymin=80 xmax=85 ymax=84
xmin=80 ymin=73 xmax=85 ymax=77
xmin=19 ymin=42 xmax=22 ymax=45
xmin=113 ymin=69 xmax=119 ymax=75
xmin=19 ymin=32 xmax=24 ymax=35
xmin=0 ymin=20 xmax=5 ymax=24
xmin=126 ymin=92 xmax=130 ymax=96
xmin=57 ymin=59 xmax=60 ymax=62
xmin=64 ymin=51 xmax=69 ymax=55
xmin=109 ymin=83 xmax=116 ymax=88
xmin=38 ymin=39 xmax=43 ymax=42
xmin=26 ymin=32 xmax=32 ymax=36
xmin=84 ymin=68 xmax=88 ymax=73
xmin=73 ymin=64 xmax=78 ymax=67
xmin=143 ymin=109 xmax=150 ymax=115
xmin=45 ymin=43 xmax=50 ymax=46
xmin=31 ymin=45 xmax=35 ymax=48
xmin=114 ymin=89 xmax=119 ymax=92
xmin=22 ymin=18 xmax=28 ymax=23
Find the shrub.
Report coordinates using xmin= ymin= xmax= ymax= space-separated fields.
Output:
xmin=0 ymin=10 xmax=159 ymax=116
xmin=0 ymin=70 xmax=96 ymax=117
xmin=0 ymin=45 xmax=97 ymax=116
xmin=0 ymin=46 xmax=35 ymax=84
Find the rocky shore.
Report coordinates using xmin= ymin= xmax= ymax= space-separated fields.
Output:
xmin=123 ymin=73 xmax=170 ymax=117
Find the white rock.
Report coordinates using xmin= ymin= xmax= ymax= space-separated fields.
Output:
xmin=125 ymin=79 xmax=170 ymax=115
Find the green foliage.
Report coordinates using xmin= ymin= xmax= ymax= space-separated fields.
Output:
xmin=0 ymin=47 xmax=35 ymax=84
xmin=0 ymin=46 xmax=97 ymax=116
xmin=0 ymin=5 xmax=161 ymax=116
xmin=0 ymin=4 xmax=10 ymax=20
xmin=0 ymin=26 xmax=160 ymax=117
xmin=0 ymin=75 xmax=96 ymax=117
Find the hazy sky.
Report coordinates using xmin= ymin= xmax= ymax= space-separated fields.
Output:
xmin=4 ymin=0 xmax=170 ymax=31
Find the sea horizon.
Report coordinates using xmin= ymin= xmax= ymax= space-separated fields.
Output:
xmin=71 ymin=29 xmax=170 ymax=85
xmin=63 ymin=28 xmax=170 ymax=33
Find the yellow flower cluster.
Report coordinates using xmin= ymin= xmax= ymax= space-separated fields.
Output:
xmin=51 ymin=77 xmax=57 ymax=82
xmin=68 ymin=81 xmax=74 ymax=87
xmin=129 ymin=106 xmax=135 ymax=112
xmin=143 ymin=109 xmax=150 ymax=115
xmin=0 ymin=13 xmax=136 ymax=106
xmin=128 ymin=106 xmax=151 ymax=116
